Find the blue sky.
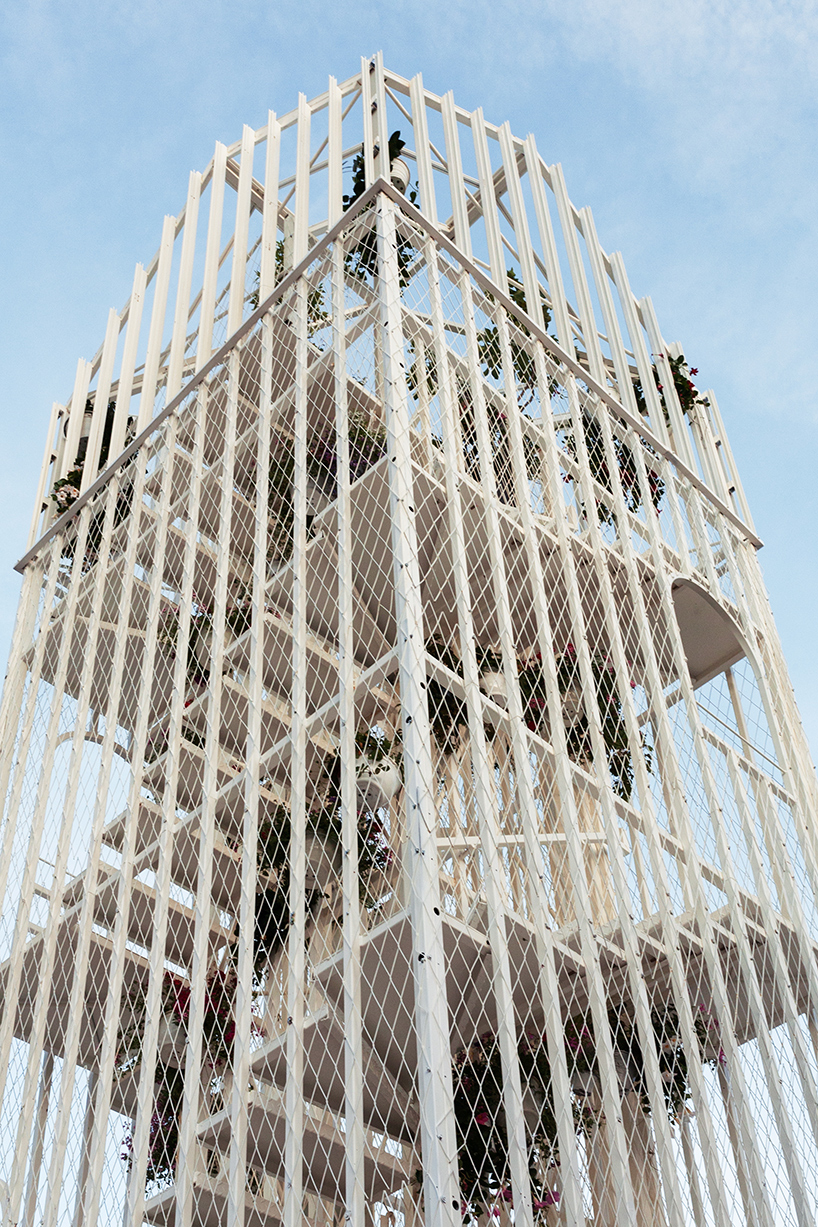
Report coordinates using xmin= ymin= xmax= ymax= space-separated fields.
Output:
xmin=1 ymin=0 xmax=816 ymax=757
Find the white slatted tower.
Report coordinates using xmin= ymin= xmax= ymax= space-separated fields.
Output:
xmin=2 ymin=57 xmax=817 ymax=1227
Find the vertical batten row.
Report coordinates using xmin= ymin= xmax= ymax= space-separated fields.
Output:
xmin=6 ymin=67 xmax=817 ymax=1227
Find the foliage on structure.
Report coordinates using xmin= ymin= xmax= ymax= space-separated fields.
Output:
xmin=632 ymin=352 xmax=709 ymax=424
xmin=444 ymin=1002 xmax=723 ymax=1224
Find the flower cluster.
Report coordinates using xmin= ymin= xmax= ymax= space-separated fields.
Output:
xmin=633 ymin=352 xmax=709 ymax=425
xmin=51 ymin=465 xmax=84 ymax=512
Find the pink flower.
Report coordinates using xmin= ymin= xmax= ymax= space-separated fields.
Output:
xmin=474 ymin=1110 xmax=491 ymax=1126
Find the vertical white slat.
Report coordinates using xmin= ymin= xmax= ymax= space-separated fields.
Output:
xmin=292 ymin=96 xmax=311 ymax=264
xmin=696 ymin=389 xmax=734 ymax=503
xmin=442 ymin=92 xmax=471 ymax=258
xmin=523 ymin=138 xmax=573 ymax=353
xmin=409 ymin=73 xmax=437 ymax=225
xmin=0 ymin=547 xmax=61 ymax=1014
xmin=498 ymin=123 xmax=540 ymax=318
xmin=22 ymin=1052 xmax=53 ymax=1227
xmin=360 ymin=56 xmax=376 ymax=187
xmin=172 ymin=381 xmax=214 ymax=1227
xmin=470 ymin=110 xmax=502 ymax=284
xmin=377 ymin=193 xmax=461 ymax=1227
xmin=227 ymin=126 xmax=255 ymax=339
xmin=705 ymin=389 xmax=756 ymax=531
xmin=607 ymin=252 xmax=670 ymax=447
xmin=260 ymin=111 xmax=282 ymax=298
xmin=70 ymin=1070 xmax=98 ymax=1227
xmin=27 ymin=400 xmax=62 ymax=546
xmin=166 ymin=171 xmax=202 ymax=398
xmin=197 ymin=141 xmax=228 ymax=369
xmin=227 ymin=315 xmax=271 ymax=1227
xmin=77 ymin=427 xmax=177 ymax=1227
xmin=639 ymin=296 xmax=697 ymax=471
xmin=332 ymin=238 xmax=366 ymax=1227
xmin=372 ymin=51 xmax=389 ymax=181
xmin=109 ymin=263 xmax=147 ymax=460
xmin=326 ymin=82 xmax=343 ymax=227
xmin=123 ymin=417 xmax=192 ymax=1227
xmin=61 ymin=358 xmax=93 ymax=480
xmin=174 ymin=349 xmax=239 ymax=1227
xmin=0 ymin=562 xmax=43 ymax=823
xmin=550 ymin=164 xmax=607 ymax=389
xmin=81 ymin=308 xmax=120 ymax=492
xmin=283 ymin=274 xmax=309 ymax=1227
xmin=137 ymin=213 xmax=176 ymax=429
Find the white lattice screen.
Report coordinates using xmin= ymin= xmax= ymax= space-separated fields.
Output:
xmin=1 ymin=57 xmax=817 ymax=1227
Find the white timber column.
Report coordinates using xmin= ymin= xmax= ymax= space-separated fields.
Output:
xmin=21 ymin=1050 xmax=53 ymax=1227
xmin=333 ymin=237 xmax=366 ymax=1226
xmin=376 ymin=194 xmax=461 ymax=1227
xmin=283 ymin=272 xmax=310 ymax=1227
xmin=173 ymin=376 xmax=213 ymax=1227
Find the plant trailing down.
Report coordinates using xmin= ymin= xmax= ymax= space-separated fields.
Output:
xmin=225 ymin=585 xmax=253 ymax=638
xmin=156 ymin=597 xmax=215 ymax=687
xmin=118 ymin=964 xmax=265 ymax=1191
xmin=248 ymin=729 xmax=400 ymax=974
xmin=444 ymin=1002 xmax=722 ymax=1224
xmin=342 ymin=131 xmax=418 ymax=286
xmin=458 ymin=380 xmax=543 ymax=506
xmin=306 ymin=411 xmax=387 ymax=487
xmin=565 ymin=411 xmax=664 ymax=524
xmin=477 ymin=268 xmax=552 ymax=409
xmin=249 ymin=239 xmax=329 ymax=338
xmin=267 ymin=416 xmax=387 ymax=565
xmin=426 ymin=637 xmax=469 ymax=756
xmin=517 ymin=645 xmax=648 ymax=801
xmin=310 ymin=728 xmax=398 ymax=903
xmin=633 ymin=352 xmax=709 ymax=425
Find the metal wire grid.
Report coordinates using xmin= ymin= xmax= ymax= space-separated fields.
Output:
xmin=1 ymin=191 xmax=818 ymax=1227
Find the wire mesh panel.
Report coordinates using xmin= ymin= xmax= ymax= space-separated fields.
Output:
xmin=3 ymin=64 xmax=818 ymax=1227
